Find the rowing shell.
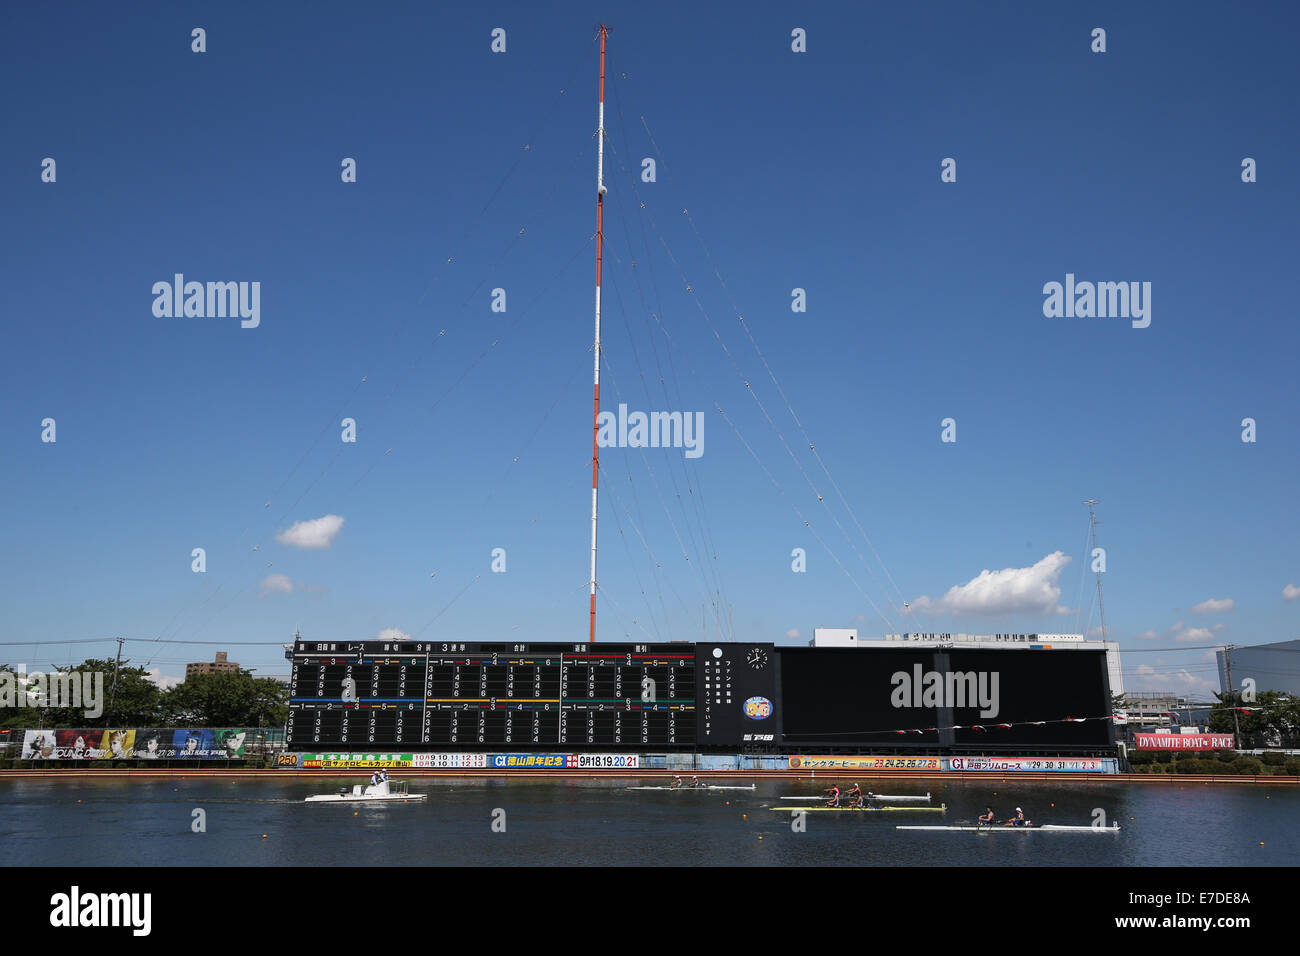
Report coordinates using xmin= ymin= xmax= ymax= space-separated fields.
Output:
xmin=779 ymin=792 xmax=930 ymax=802
xmin=896 ymin=824 xmax=1121 ymax=832
xmin=775 ymin=806 xmax=946 ymax=813
xmin=625 ymin=785 xmax=756 ymax=792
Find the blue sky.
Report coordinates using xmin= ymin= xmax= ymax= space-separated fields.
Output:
xmin=2 ymin=1 xmax=1297 ymax=698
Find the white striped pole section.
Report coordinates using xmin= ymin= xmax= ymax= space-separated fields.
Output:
xmin=589 ymin=24 xmax=609 ymax=644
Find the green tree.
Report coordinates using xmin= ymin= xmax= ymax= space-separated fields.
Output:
xmin=1207 ymin=689 xmax=1299 ymax=746
xmin=2 ymin=659 xmax=163 ymax=727
xmin=63 ymin=659 xmax=163 ymax=726
xmin=0 ymin=664 xmax=42 ymax=729
xmin=165 ymin=670 xmax=288 ymax=727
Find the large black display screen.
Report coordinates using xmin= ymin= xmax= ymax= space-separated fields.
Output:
xmin=779 ymin=648 xmax=942 ymax=746
xmin=946 ymin=649 xmax=1112 ymax=748
xmin=779 ymin=646 xmax=1113 ymax=750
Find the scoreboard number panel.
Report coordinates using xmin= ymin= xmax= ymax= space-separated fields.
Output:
xmin=287 ymin=642 xmax=711 ymax=750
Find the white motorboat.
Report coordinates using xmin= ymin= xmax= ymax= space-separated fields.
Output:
xmin=304 ymin=779 xmax=427 ymax=803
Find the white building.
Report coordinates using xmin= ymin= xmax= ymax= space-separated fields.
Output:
xmin=811 ymin=627 xmax=1124 ymax=697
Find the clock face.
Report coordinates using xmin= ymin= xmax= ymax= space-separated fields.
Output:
xmin=746 ymin=648 xmax=768 ymax=670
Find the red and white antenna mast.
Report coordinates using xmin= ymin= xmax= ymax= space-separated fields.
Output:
xmin=588 ymin=24 xmax=609 ymax=644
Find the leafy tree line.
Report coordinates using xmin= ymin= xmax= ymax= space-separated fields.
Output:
xmin=1207 ymin=689 xmax=1299 ymax=747
xmin=0 ymin=659 xmax=288 ymax=729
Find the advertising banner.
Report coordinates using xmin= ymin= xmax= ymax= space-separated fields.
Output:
xmin=19 ymin=728 xmax=255 ymax=759
xmin=787 ymin=756 xmax=942 ymax=771
xmin=946 ymin=756 xmax=1106 ymax=772
xmin=1134 ymin=733 xmax=1235 ymax=751
xmin=412 ymin=753 xmax=488 ymax=769
xmin=301 ymin=753 xmax=414 ymax=768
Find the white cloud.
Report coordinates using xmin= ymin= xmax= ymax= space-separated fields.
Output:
xmin=910 ymin=552 xmax=1072 ymax=616
xmin=276 ymin=514 xmax=345 ymax=550
xmin=375 ymin=628 xmax=412 ymax=642
xmin=261 ymin=573 xmax=294 ymax=595
xmin=145 ymin=669 xmax=183 ymax=690
xmin=1284 ymin=584 xmax=1300 ymax=601
xmin=1126 ymin=662 xmax=1215 ymax=697
xmin=785 ymin=628 xmax=802 ymax=639
xmin=1171 ymin=622 xmax=1214 ymax=643
xmin=1134 ymin=630 xmax=1161 ymax=641
xmin=1191 ymin=598 xmax=1234 ymax=613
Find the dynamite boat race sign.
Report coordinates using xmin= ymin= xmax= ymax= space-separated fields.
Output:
xmin=1134 ymin=733 xmax=1236 ymax=750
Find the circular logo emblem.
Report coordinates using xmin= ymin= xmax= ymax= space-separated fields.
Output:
xmin=743 ymin=696 xmax=772 ymax=720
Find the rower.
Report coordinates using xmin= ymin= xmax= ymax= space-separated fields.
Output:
xmin=690 ymin=775 xmax=702 ymax=789
xmin=1005 ymin=807 xmax=1027 ymax=827
xmin=977 ymin=806 xmax=996 ymax=826
xmin=670 ymin=775 xmax=683 ymax=790
xmin=845 ymin=783 xmax=865 ymax=808
xmin=825 ymin=785 xmax=842 ymax=808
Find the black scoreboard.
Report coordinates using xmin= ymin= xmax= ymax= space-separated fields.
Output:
xmin=286 ymin=640 xmax=779 ymax=751
xmin=285 ymin=639 xmax=1112 ymax=753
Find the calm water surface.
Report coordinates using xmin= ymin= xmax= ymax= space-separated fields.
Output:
xmin=1 ymin=777 xmax=1294 ymax=866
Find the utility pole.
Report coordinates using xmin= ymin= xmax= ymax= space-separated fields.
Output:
xmin=1084 ymin=500 xmax=1107 ymax=641
xmin=1223 ymin=644 xmax=1242 ymax=742
xmin=107 ymin=636 xmax=124 ymax=726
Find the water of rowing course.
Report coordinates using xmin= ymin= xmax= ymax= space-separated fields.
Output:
xmin=1 ymin=777 xmax=1294 ymax=866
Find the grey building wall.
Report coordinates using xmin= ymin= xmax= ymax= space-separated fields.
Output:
xmin=1216 ymin=640 xmax=1300 ymax=696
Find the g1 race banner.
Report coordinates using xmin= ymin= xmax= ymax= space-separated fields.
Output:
xmin=787 ymin=756 xmax=942 ymax=771
xmin=946 ymin=756 xmax=1107 ymax=772
xmin=485 ymin=753 xmax=642 ymax=769
xmin=1134 ymin=733 xmax=1235 ymax=750
xmin=19 ymin=728 xmax=250 ymax=759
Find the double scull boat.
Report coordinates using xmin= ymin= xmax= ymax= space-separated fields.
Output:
xmin=897 ymin=823 xmax=1120 ymax=832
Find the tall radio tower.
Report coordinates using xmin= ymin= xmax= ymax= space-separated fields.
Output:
xmin=1084 ymin=499 xmax=1107 ymax=641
